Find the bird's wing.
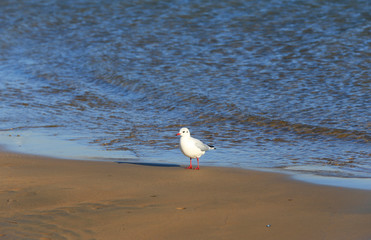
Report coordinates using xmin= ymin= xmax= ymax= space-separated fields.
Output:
xmin=193 ymin=138 xmax=210 ymax=151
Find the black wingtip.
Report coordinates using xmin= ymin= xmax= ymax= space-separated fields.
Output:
xmin=208 ymin=145 xmax=215 ymax=149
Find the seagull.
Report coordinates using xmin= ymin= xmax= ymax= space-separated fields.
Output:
xmin=176 ymin=127 xmax=215 ymax=170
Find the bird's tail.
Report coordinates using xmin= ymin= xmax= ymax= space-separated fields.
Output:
xmin=208 ymin=145 xmax=216 ymax=150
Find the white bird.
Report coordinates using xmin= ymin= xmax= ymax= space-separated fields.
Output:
xmin=176 ymin=127 xmax=215 ymax=170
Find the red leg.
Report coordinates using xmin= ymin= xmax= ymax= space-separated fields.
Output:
xmin=186 ymin=158 xmax=193 ymax=169
xmin=195 ymin=157 xmax=200 ymax=170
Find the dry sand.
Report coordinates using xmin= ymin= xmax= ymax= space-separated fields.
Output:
xmin=0 ymin=151 xmax=370 ymax=240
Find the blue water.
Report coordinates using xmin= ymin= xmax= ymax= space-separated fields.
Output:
xmin=0 ymin=0 xmax=370 ymax=184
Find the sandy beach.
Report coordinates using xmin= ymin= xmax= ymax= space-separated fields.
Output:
xmin=0 ymin=151 xmax=370 ymax=240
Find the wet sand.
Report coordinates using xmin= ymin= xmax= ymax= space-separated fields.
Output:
xmin=1 ymin=151 xmax=370 ymax=240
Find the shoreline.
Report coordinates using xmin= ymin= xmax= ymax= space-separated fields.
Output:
xmin=0 ymin=129 xmax=371 ymax=187
xmin=2 ymin=130 xmax=371 ymax=190
xmin=1 ymin=151 xmax=370 ymax=240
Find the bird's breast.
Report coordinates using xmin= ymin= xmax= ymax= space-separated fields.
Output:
xmin=180 ymin=137 xmax=205 ymax=158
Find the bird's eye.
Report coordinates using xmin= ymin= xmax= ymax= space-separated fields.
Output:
xmin=182 ymin=131 xmax=185 ymax=133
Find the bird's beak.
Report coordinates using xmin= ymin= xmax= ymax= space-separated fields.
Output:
xmin=176 ymin=133 xmax=180 ymax=136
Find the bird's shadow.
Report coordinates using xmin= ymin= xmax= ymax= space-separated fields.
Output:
xmin=116 ymin=161 xmax=180 ymax=168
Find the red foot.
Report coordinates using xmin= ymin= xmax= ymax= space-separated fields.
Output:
xmin=195 ymin=167 xmax=200 ymax=170
xmin=186 ymin=166 xmax=193 ymax=169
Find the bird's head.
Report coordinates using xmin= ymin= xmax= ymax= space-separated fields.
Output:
xmin=176 ymin=127 xmax=190 ymax=137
